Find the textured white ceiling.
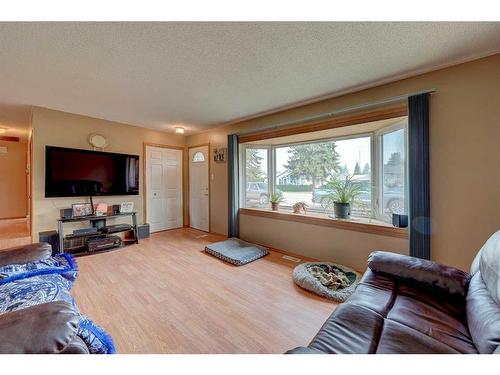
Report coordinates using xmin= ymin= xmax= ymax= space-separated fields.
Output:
xmin=0 ymin=22 xmax=499 ymax=134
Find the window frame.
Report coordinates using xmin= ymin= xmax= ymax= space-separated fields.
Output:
xmin=239 ymin=144 xmax=272 ymax=208
xmin=239 ymin=120 xmax=408 ymax=224
xmin=271 ymin=132 xmax=374 ymax=215
xmin=374 ymin=121 xmax=408 ymax=222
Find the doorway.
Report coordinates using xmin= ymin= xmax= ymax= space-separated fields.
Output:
xmin=145 ymin=144 xmax=183 ymax=233
xmin=189 ymin=145 xmax=209 ymax=232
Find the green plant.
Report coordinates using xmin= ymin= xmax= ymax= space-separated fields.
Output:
xmin=270 ymin=192 xmax=285 ymax=204
xmin=322 ymin=175 xmax=365 ymax=207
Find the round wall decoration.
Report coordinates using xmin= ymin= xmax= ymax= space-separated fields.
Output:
xmin=88 ymin=134 xmax=108 ymax=149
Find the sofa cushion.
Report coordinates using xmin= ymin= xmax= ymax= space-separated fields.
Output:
xmin=368 ymin=251 xmax=470 ymax=298
xmin=306 ymin=268 xmax=477 ymax=353
xmin=0 ymin=301 xmax=79 ymax=354
xmin=387 ymin=284 xmax=477 ymax=353
xmin=309 ymin=303 xmax=384 ymax=354
xmin=376 ymin=320 xmax=461 ymax=354
xmin=466 ymin=271 xmax=500 ymax=353
xmin=478 ymin=230 xmax=500 ymax=304
xmin=0 ymin=272 xmax=115 ymax=353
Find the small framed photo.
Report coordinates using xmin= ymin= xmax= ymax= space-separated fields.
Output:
xmin=72 ymin=203 xmax=93 ymax=217
xmin=120 ymin=202 xmax=134 ymax=213
xmin=93 ymin=203 xmax=108 ymax=216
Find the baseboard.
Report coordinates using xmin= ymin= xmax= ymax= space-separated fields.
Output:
xmin=237 ymin=236 xmax=319 ymax=262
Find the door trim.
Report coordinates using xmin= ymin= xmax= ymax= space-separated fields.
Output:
xmin=187 ymin=143 xmax=211 ymax=232
xmin=143 ymin=142 xmax=185 ymax=225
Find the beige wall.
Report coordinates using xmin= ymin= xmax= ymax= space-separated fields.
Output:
xmin=0 ymin=140 xmax=28 ymax=218
xmin=187 ymin=54 xmax=500 ymax=271
xmin=241 ymin=215 xmax=408 ymax=271
xmin=31 ymin=107 xmax=186 ymax=237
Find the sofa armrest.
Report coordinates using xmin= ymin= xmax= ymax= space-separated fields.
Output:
xmin=0 ymin=242 xmax=52 ymax=267
xmin=0 ymin=301 xmax=80 ymax=354
xmin=368 ymin=251 xmax=470 ymax=298
xmin=285 ymin=346 xmax=325 ymax=354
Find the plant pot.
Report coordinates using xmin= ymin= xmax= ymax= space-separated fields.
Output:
xmin=271 ymin=202 xmax=279 ymax=211
xmin=333 ymin=202 xmax=350 ymax=219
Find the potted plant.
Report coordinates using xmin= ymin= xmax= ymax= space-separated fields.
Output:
xmin=322 ymin=175 xmax=364 ymax=219
xmin=270 ymin=192 xmax=284 ymax=211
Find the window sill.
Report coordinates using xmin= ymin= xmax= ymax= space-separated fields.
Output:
xmin=239 ymin=207 xmax=408 ymax=239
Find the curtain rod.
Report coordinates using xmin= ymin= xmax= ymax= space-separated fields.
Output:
xmin=236 ymin=89 xmax=436 ymax=136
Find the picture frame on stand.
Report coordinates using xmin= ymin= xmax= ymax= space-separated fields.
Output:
xmin=72 ymin=203 xmax=93 ymax=217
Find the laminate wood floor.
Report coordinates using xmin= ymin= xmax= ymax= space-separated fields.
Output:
xmin=72 ymin=228 xmax=335 ymax=353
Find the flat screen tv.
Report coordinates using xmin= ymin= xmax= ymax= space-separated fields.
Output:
xmin=45 ymin=146 xmax=140 ymax=197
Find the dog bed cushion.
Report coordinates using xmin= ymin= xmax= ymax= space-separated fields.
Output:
xmin=293 ymin=262 xmax=361 ymax=302
xmin=205 ymin=238 xmax=269 ymax=266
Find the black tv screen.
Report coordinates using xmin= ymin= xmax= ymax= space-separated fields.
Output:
xmin=45 ymin=146 xmax=140 ymax=197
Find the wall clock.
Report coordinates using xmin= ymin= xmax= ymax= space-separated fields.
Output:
xmin=88 ymin=134 xmax=108 ymax=150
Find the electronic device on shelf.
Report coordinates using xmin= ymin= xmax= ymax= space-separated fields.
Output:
xmin=87 ymin=236 xmax=122 ymax=252
xmin=64 ymin=234 xmax=106 ymax=251
xmin=73 ymin=227 xmax=99 ymax=235
xmin=104 ymin=224 xmax=133 ymax=234
xmin=392 ymin=214 xmax=408 ymax=228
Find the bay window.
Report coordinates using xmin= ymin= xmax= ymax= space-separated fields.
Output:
xmin=240 ymin=118 xmax=408 ymax=224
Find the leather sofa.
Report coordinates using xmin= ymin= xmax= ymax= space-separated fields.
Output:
xmin=287 ymin=232 xmax=500 ymax=354
xmin=0 ymin=243 xmax=90 ymax=354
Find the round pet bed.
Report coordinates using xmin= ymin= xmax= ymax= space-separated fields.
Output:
xmin=293 ymin=262 xmax=361 ymax=302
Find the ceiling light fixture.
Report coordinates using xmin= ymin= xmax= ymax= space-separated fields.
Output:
xmin=175 ymin=127 xmax=185 ymax=134
xmin=0 ymin=128 xmax=7 ymax=134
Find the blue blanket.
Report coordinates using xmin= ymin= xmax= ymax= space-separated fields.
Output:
xmin=0 ymin=255 xmax=115 ymax=354
xmin=0 ymin=253 xmax=78 ymax=285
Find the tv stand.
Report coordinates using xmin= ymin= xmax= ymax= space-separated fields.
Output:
xmin=57 ymin=212 xmax=138 ymax=255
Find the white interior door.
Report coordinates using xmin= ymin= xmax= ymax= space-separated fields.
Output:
xmin=146 ymin=145 xmax=183 ymax=232
xmin=189 ymin=146 xmax=209 ymax=232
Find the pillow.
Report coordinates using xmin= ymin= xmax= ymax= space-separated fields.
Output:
xmin=479 ymin=230 xmax=500 ymax=304
xmin=470 ymin=248 xmax=482 ymax=275
xmin=466 ymin=272 xmax=500 ymax=353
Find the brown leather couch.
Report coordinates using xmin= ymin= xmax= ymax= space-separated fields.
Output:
xmin=0 ymin=243 xmax=90 ymax=354
xmin=287 ymin=249 xmax=500 ymax=354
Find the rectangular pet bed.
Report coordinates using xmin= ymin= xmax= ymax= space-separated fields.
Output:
xmin=205 ymin=238 xmax=269 ymax=266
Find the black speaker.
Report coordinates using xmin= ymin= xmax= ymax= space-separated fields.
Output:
xmin=39 ymin=230 xmax=60 ymax=255
xmin=392 ymin=214 xmax=408 ymax=228
xmin=60 ymin=208 xmax=73 ymax=219
xmin=137 ymin=223 xmax=150 ymax=239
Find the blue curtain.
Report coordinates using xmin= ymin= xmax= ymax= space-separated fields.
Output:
xmin=228 ymin=134 xmax=240 ymax=238
xmin=408 ymin=93 xmax=431 ymax=259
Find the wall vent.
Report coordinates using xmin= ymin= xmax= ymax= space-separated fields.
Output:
xmin=282 ymin=255 xmax=302 ymax=263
